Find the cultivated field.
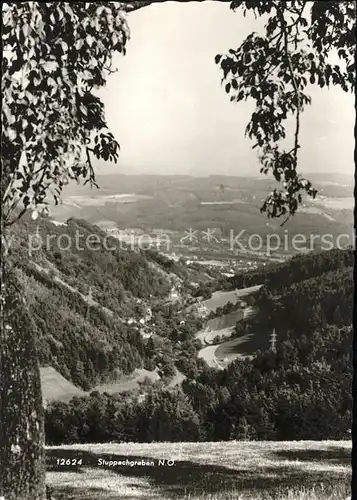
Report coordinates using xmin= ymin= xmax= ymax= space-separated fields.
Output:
xmin=195 ymin=310 xmax=244 ymax=345
xmin=205 ymin=311 xmax=245 ymax=335
xmin=46 ymin=440 xmax=351 ymax=500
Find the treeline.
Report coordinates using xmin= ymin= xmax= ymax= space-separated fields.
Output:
xmin=205 ymin=324 xmax=352 ymax=441
xmin=45 ymin=323 xmax=352 ymax=443
xmin=229 ymin=247 xmax=353 ymax=291
xmin=207 ymin=300 xmax=243 ymax=320
xmin=276 ymin=267 xmax=352 ymax=332
xmin=46 ymin=389 xmax=200 ymax=444
xmin=240 ymin=266 xmax=353 ymax=338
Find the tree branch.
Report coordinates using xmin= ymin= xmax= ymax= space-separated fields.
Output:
xmin=279 ymin=213 xmax=291 ymax=227
xmin=104 ymin=65 xmax=119 ymax=75
xmin=255 ymin=59 xmax=281 ymax=88
xmin=292 ymin=3 xmax=306 ymax=50
xmin=84 ymin=147 xmax=98 ymax=188
xmin=4 ymin=207 xmax=28 ymax=228
xmin=278 ymin=6 xmax=300 ymax=166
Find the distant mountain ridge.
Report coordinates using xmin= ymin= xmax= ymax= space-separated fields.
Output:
xmin=47 ymin=174 xmax=352 ymax=246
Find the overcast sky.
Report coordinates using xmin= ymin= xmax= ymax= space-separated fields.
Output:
xmin=96 ymin=1 xmax=354 ymax=178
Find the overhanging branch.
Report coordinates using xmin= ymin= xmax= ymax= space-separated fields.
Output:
xmin=278 ymin=6 xmax=301 ymax=165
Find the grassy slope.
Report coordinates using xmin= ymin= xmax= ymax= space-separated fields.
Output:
xmin=40 ymin=367 xmax=161 ymax=403
xmin=46 ymin=440 xmax=351 ymax=500
xmin=40 ymin=367 xmax=85 ymax=403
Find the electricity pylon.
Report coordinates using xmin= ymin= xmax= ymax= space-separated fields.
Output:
xmin=270 ymin=328 xmax=277 ymax=353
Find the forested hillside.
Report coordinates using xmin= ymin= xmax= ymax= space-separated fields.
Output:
xmin=195 ymin=246 xmax=353 ymax=298
xmin=229 ymin=247 xmax=353 ymax=291
xmin=7 ymin=216 xmax=197 ymax=389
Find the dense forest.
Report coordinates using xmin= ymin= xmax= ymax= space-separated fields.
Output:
xmin=45 ymin=324 xmax=352 ymax=443
xmin=45 ymin=246 xmax=353 ymax=443
xmin=229 ymin=247 xmax=353 ymax=291
xmin=194 ymin=246 xmax=353 ymax=298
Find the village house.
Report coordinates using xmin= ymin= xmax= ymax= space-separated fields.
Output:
xmin=169 ymin=286 xmax=179 ymax=301
xmin=145 ymin=307 xmax=152 ymax=322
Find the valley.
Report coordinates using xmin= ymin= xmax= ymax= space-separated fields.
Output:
xmin=5 ymin=173 xmax=353 ymax=500
xmin=8 ymin=174 xmax=351 ymax=408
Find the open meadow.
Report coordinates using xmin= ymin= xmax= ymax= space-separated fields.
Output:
xmin=46 ymin=440 xmax=351 ymax=500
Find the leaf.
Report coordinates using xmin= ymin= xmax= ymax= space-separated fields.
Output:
xmin=82 ymin=70 xmax=93 ymax=80
xmin=8 ymin=128 xmax=17 ymax=141
xmin=43 ymin=61 xmax=58 ymax=72
xmin=60 ymin=41 xmax=68 ymax=55
xmin=21 ymin=76 xmax=30 ymax=89
xmin=86 ymin=34 xmax=94 ymax=47
xmin=47 ymin=76 xmax=58 ymax=95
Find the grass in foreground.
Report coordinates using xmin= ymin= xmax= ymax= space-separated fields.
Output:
xmin=183 ymin=483 xmax=350 ymax=499
xmin=46 ymin=440 xmax=351 ymax=500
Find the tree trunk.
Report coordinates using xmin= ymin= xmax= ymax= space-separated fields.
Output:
xmin=0 ymin=264 xmax=46 ymax=500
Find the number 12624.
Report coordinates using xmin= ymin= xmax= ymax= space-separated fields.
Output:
xmin=56 ymin=458 xmax=83 ymax=466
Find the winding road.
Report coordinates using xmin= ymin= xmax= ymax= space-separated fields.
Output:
xmin=196 ymin=286 xmax=262 ymax=369
xmin=197 ymin=306 xmax=257 ymax=369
